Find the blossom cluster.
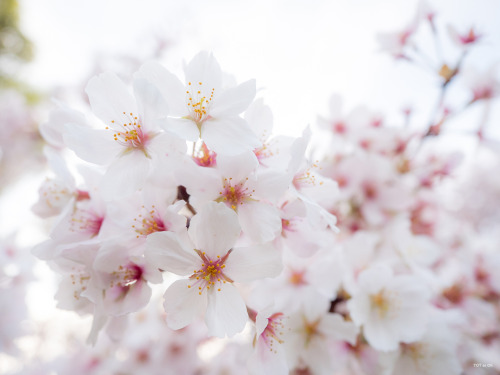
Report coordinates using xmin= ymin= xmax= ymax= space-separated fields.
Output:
xmin=33 ymin=51 xmax=349 ymax=373
xmin=29 ymin=4 xmax=500 ymax=375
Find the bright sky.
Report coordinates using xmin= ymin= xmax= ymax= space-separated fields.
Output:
xmin=19 ymin=0 xmax=500 ymax=137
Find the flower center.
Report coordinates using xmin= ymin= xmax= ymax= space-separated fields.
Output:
xmin=401 ymin=342 xmax=431 ymax=372
xmin=108 ymin=263 xmax=144 ymax=302
xmin=132 ymin=205 xmax=166 ymax=238
xmin=70 ymin=272 xmax=91 ymax=301
xmin=303 ymin=318 xmax=321 ymax=346
xmin=107 ymin=112 xmax=150 ymax=153
xmin=70 ymin=208 xmax=103 ymax=237
xmin=216 ymin=177 xmax=254 ymax=211
xmin=111 ymin=263 xmax=144 ymax=287
xmin=261 ymin=312 xmax=286 ymax=353
xmin=288 ymin=269 xmax=307 ymax=286
xmin=193 ymin=142 xmax=217 ymax=167
xmin=293 ymin=163 xmax=323 ymax=189
xmin=370 ymin=290 xmax=398 ymax=318
xmin=188 ymin=250 xmax=233 ymax=295
xmin=254 ymin=142 xmax=273 ymax=163
xmin=281 ymin=217 xmax=299 ymax=237
xmin=186 ymin=81 xmax=215 ymax=125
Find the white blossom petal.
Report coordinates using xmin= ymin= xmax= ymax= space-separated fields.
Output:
xmin=201 ymin=117 xmax=261 ymax=155
xmin=237 ymin=202 xmax=282 ymax=243
xmin=86 ymin=72 xmax=138 ymax=126
xmin=225 ymin=243 xmax=282 ymax=283
xmin=205 ymin=283 xmax=247 ymax=337
xmin=138 ymin=61 xmax=188 ymax=116
xmin=164 ymin=279 xmax=208 ymax=330
xmin=210 ymin=79 xmax=256 ymax=117
xmin=188 ymin=202 xmax=241 ymax=257
xmin=145 ymin=231 xmax=198 ymax=276
xmin=100 ymin=152 xmax=150 ymax=200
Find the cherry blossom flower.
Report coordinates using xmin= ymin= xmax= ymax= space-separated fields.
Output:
xmin=285 ymin=297 xmax=358 ymax=375
xmin=462 ymin=65 xmax=500 ymax=103
xmin=380 ymin=310 xmax=462 ymax=375
xmin=245 ymin=98 xmax=296 ymax=170
xmin=145 ymin=202 xmax=282 ymax=337
xmin=32 ymin=147 xmax=79 ymax=218
xmin=63 ymin=73 xmax=186 ymax=199
xmin=177 ymin=151 xmax=291 ymax=243
xmin=248 ymin=306 xmax=289 ymax=375
xmin=138 ymin=51 xmax=261 ymax=155
xmin=347 ymin=265 xmax=430 ymax=351
xmin=250 ymin=248 xmax=343 ymax=313
xmin=448 ymin=25 xmax=482 ymax=48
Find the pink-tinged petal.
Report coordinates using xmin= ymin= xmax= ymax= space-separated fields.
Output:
xmin=85 ymin=72 xmax=138 ymax=126
xmin=210 ymin=79 xmax=256 ymax=117
xmin=55 ymin=274 xmax=93 ymax=313
xmin=225 ymin=243 xmax=282 ymax=283
xmin=161 ymin=117 xmax=200 ymax=141
xmin=133 ymin=78 xmax=168 ymax=131
xmin=188 ymin=202 xmax=241 ymax=257
xmin=145 ymin=231 xmax=198 ymax=276
xmin=237 ymin=202 xmax=282 ymax=243
xmin=255 ymin=306 xmax=276 ymax=336
xmin=102 ymin=278 xmax=152 ymax=316
xmin=63 ymin=123 xmax=121 ymax=165
xmin=138 ymin=61 xmax=187 ymax=116
xmin=319 ymin=313 xmax=359 ymax=345
xmin=184 ymin=51 xmax=222 ymax=93
xmin=164 ymin=279 xmax=207 ymax=330
xmin=201 ymin=117 xmax=261 ymax=155
xmin=100 ymin=152 xmax=150 ymax=200
xmin=205 ymin=283 xmax=247 ymax=337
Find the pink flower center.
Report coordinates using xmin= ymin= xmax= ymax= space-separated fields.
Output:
xmin=217 ymin=177 xmax=254 ymax=211
xmin=293 ymin=164 xmax=323 ymax=190
xmin=261 ymin=312 xmax=286 ymax=352
xmin=132 ymin=205 xmax=166 ymax=238
xmin=107 ymin=112 xmax=150 ymax=152
xmin=254 ymin=142 xmax=273 ymax=163
xmin=70 ymin=209 xmax=104 ymax=237
xmin=460 ymin=28 xmax=480 ymax=44
xmin=188 ymin=250 xmax=233 ymax=295
xmin=333 ymin=121 xmax=346 ymax=134
xmin=193 ymin=142 xmax=217 ymax=167
xmin=111 ymin=263 xmax=144 ymax=287
xmin=281 ymin=218 xmax=298 ymax=237
xmin=362 ymin=181 xmax=378 ymax=200
xmin=473 ymin=86 xmax=493 ymax=101
xmin=288 ymin=269 xmax=307 ymax=286
xmin=108 ymin=263 xmax=144 ymax=301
